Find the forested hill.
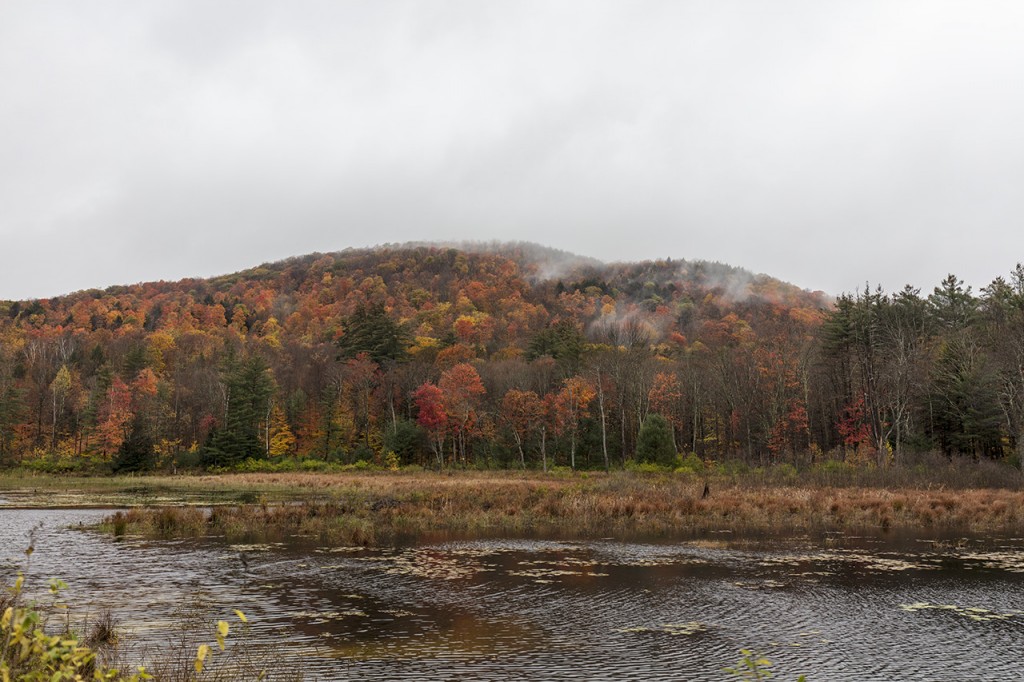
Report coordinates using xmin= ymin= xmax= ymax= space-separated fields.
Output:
xmin=1 ymin=242 xmax=1020 ymax=473
xmin=0 ymin=241 xmax=823 ymax=350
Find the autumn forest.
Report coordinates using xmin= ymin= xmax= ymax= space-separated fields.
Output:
xmin=0 ymin=242 xmax=1022 ymax=474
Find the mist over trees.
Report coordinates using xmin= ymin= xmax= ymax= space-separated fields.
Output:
xmin=0 ymin=243 xmax=1021 ymax=473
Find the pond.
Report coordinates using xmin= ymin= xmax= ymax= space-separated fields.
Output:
xmin=1 ymin=504 xmax=1022 ymax=680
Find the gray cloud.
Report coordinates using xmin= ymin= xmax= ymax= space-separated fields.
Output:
xmin=3 ymin=1 xmax=1024 ymax=300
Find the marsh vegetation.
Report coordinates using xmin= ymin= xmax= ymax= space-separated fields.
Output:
xmin=33 ymin=461 xmax=1008 ymax=546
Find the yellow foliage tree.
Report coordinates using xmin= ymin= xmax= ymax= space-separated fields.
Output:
xmin=267 ymin=405 xmax=295 ymax=457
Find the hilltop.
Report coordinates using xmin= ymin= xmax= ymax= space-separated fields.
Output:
xmin=1 ymin=242 xmax=827 ymax=349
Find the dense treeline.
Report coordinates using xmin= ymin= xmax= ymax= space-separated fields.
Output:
xmin=0 ymin=243 xmax=1020 ymax=473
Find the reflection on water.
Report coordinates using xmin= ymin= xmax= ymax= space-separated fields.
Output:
xmin=2 ymin=507 xmax=1023 ymax=680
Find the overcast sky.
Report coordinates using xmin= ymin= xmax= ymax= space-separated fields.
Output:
xmin=3 ymin=1 xmax=1024 ymax=300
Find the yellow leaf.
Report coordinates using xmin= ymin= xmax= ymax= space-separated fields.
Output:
xmin=217 ymin=620 xmax=229 ymax=637
xmin=234 ymin=610 xmax=248 ymax=623
xmin=195 ymin=643 xmax=210 ymax=674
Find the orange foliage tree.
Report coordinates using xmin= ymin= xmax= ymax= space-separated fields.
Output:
xmin=500 ymin=389 xmax=542 ymax=468
xmin=648 ymin=371 xmax=683 ymax=449
xmin=552 ymin=376 xmax=596 ymax=469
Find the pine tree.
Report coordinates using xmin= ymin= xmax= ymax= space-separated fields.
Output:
xmin=113 ymin=414 xmax=154 ymax=472
xmin=203 ymin=353 xmax=275 ymax=467
xmin=337 ymin=303 xmax=410 ymax=364
xmin=636 ymin=414 xmax=676 ymax=466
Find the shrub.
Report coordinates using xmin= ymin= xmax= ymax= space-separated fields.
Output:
xmin=626 ymin=461 xmax=670 ymax=474
xmin=164 ymin=446 xmax=201 ymax=472
xmin=773 ymin=462 xmax=799 ymax=481
xmin=1 ymin=570 xmax=150 ymax=681
xmin=717 ymin=459 xmax=751 ymax=477
xmin=299 ymin=458 xmax=330 ymax=472
xmin=675 ymin=452 xmax=705 ymax=475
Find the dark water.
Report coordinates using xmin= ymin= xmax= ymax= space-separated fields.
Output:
xmin=1 ymin=505 xmax=1022 ymax=681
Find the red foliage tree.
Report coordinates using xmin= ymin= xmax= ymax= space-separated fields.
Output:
xmin=837 ymin=396 xmax=873 ymax=459
xmin=412 ymin=382 xmax=447 ymax=467
xmin=439 ymin=363 xmax=486 ymax=464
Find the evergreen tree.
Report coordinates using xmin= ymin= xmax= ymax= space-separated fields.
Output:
xmin=122 ymin=344 xmax=151 ymax=379
xmin=927 ymin=338 xmax=1003 ymax=458
xmin=0 ymin=381 xmax=23 ymax=462
xmin=337 ymin=303 xmax=410 ymax=364
xmin=636 ymin=414 xmax=676 ymax=466
xmin=112 ymin=414 xmax=155 ymax=472
xmin=384 ymin=419 xmax=425 ymax=465
xmin=203 ymin=353 xmax=275 ymax=467
xmin=928 ymin=274 xmax=977 ymax=331
xmin=526 ymin=320 xmax=585 ymax=373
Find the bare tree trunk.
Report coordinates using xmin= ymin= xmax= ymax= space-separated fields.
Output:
xmin=595 ymin=368 xmax=609 ymax=471
xmin=51 ymin=389 xmax=58 ymax=449
xmin=541 ymin=425 xmax=547 ymax=473
xmin=621 ymin=409 xmax=627 ymax=461
xmin=389 ymin=385 xmax=397 ymax=429
xmin=512 ymin=430 xmax=526 ymax=468
xmin=570 ymin=431 xmax=576 ymax=470
xmin=692 ymin=379 xmax=699 ymax=453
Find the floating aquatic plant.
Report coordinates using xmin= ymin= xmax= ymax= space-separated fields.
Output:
xmin=733 ymin=579 xmax=789 ymax=590
xmin=617 ymin=621 xmax=706 ymax=636
xmin=508 ymin=568 xmax=610 ymax=582
xmin=758 ymin=551 xmax=938 ymax=573
xmin=899 ymin=602 xmax=1020 ymax=622
xmin=357 ymin=548 xmax=495 ymax=580
xmin=958 ymin=550 xmax=1024 ymax=573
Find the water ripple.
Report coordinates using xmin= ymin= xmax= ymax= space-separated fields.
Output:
xmin=2 ymin=510 xmax=1023 ymax=680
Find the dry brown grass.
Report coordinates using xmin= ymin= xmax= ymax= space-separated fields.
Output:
xmin=98 ymin=471 xmax=1024 ymax=544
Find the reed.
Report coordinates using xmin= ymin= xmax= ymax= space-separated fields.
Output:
xmin=97 ymin=472 xmax=1024 ymax=545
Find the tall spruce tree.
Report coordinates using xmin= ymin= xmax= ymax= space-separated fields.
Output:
xmin=337 ymin=303 xmax=410 ymax=365
xmin=203 ymin=353 xmax=275 ymax=467
xmin=112 ymin=413 xmax=155 ymax=472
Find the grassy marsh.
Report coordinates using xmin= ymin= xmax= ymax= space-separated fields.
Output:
xmin=66 ymin=470 xmax=1024 ymax=545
